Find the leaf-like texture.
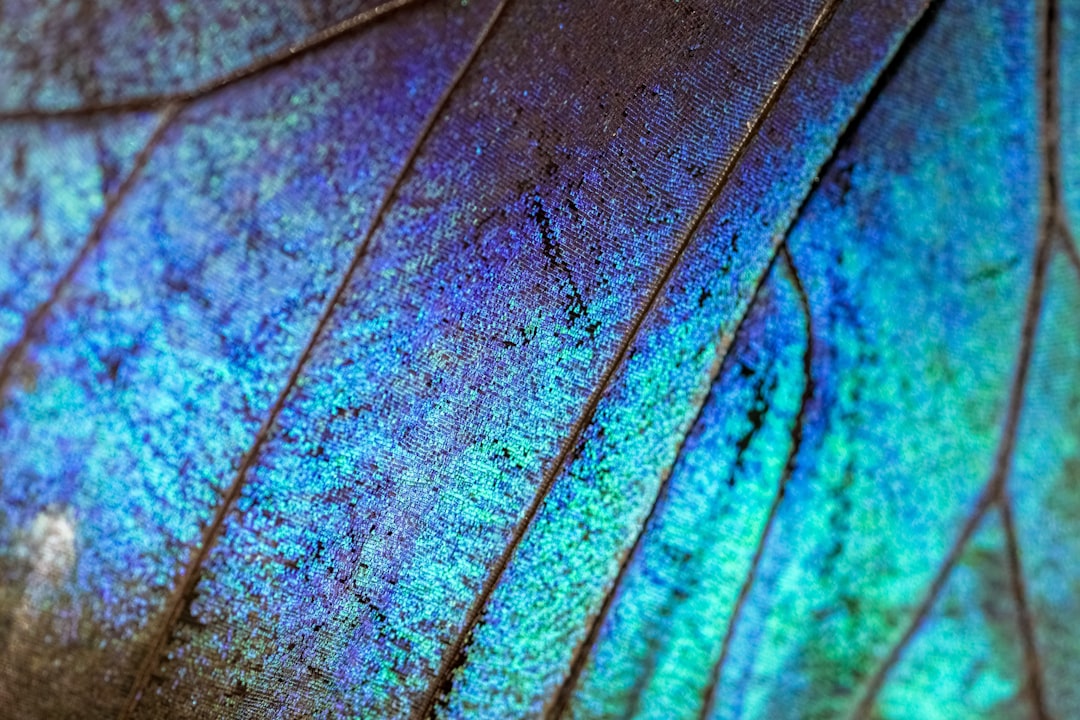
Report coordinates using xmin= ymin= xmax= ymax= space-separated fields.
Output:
xmin=870 ymin=511 xmax=1034 ymax=719
xmin=0 ymin=0 xmax=400 ymax=113
xmin=556 ymin=254 xmax=809 ymax=720
xmin=0 ymin=1 xmax=502 ymax=715
xmin=700 ymin=0 xmax=1043 ymax=717
xmin=1009 ymin=253 xmax=1080 ymax=719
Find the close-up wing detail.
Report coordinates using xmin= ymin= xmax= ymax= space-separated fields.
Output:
xmin=0 ymin=0 xmax=1075 ymax=718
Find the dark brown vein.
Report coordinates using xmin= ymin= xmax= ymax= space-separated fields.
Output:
xmin=998 ymin=494 xmax=1051 ymax=719
xmin=0 ymin=104 xmax=180 ymax=400
xmin=545 ymin=245 xmax=786 ymax=720
xmin=847 ymin=193 xmax=1055 ymax=720
xmin=414 ymin=3 xmax=844 ymax=717
xmin=698 ymin=243 xmax=815 ymax=720
xmin=0 ymin=0 xmax=425 ymax=120
xmin=846 ymin=489 xmax=991 ymax=719
xmin=116 ymin=2 xmax=512 ymax=715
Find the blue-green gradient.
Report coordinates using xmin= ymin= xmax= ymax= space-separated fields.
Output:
xmin=710 ymin=0 xmax=1040 ymax=717
xmin=1 ymin=0 xmax=1074 ymax=717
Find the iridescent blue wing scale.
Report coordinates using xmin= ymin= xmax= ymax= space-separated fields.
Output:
xmin=0 ymin=0 xmax=1077 ymax=718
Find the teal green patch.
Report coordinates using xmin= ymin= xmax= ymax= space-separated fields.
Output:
xmin=873 ymin=512 xmax=1031 ymax=719
xmin=1010 ymin=253 xmax=1080 ymax=719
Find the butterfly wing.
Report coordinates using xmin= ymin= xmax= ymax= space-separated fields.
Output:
xmin=2 ymin=0 xmax=1075 ymax=718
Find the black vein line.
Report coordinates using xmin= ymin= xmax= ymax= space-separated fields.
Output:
xmin=698 ymin=243 xmax=815 ymax=720
xmin=545 ymin=245 xmax=786 ymax=720
xmin=1002 ymin=1 xmax=1059 ymax=713
xmin=117 ymin=2 xmax=512 ymax=715
xmin=414 ymin=3 xmax=844 ymax=717
xmin=998 ymin=494 xmax=1051 ymax=719
xmin=847 ymin=194 xmax=1055 ymax=720
xmin=0 ymin=104 xmax=180 ymax=400
xmin=0 ymin=0 xmax=426 ymax=120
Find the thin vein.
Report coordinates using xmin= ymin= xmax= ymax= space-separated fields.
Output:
xmin=414 ymin=3 xmax=844 ymax=716
xmin=698 ymin=243 xmax=815 ymax=720
xmin=545 ymin=246 xmax=786 ymax=720
xmin=0 ymin=104 xmax=180 ymax=400
xmin=116 ymin=2 xmax=512 ymax=715
xmin=847 ymin=203 xmax=1055 ymax=720
xmin=998 ymin=495 xmax=1051 ymax=719
xmin=0 ymin=0 xmax=424 ymax=120
xmin=1058 ymin=221 xmax=1080 ymax=277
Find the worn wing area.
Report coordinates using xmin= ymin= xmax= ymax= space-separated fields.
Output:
xmin=0 ymin=0 xmax=398 ymax=113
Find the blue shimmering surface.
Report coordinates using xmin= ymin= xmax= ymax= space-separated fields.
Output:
xmin=139 ymin=2 xmax=843 ymax=715
xmin=0 ymin=0 xmax=392 ymax=112
xmin=1062 ymin=0 xmax=1080 ymax=250
xmin=874 ymin=513 xmax=1030 ymax=719
xmin=0 ymin=113 xmax=159 ymax=352
xmin=564 ymin=258 xmax=808 ymax=720
xmin=1010 ymin=254 xmax=1080 ymax=719
xmin=438 ymin=2 xmax=929 ymax=717
xmin=2 ymin=0 xmax=1074 ymax=717
xmin=0 ymin=1 xmax=500 ymax=714
xmin=709 ymin=0 xmax=1040 ymax=716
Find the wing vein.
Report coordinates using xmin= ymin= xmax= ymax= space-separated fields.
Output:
xmin=413 ymin=2 xmax=845 ymax=716
xmin=848 ymin=0 xmax=1063 ymax=711
xmin=998 ymin=495 xmax=1051 ymax=719
xmin=697 ymin=243 xmax=815 ymax=720
xmin=115 ymin=1 xmax=512 ymax=713
xmin=0 ymin=104 xmax=180 ymax=401
xmin=0 ymin=0 xmax=426 ymax=120
xmin=545 ymin=243 xmax=787 ymax=720
xmin=846 ymin=183 xmax=1056 ymax=720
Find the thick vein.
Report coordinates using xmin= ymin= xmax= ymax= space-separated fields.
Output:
xmin=998 ymin=495 xmax=1051 ymax=719
xmin=116 ymin=2 xmax=512 ymax=715
xmin=414 ymin=3 xmax=844 ymax=717
xmin=0 ymin=104 xmax=180 ymax=400
xmin=545 ymin=245 xmax=786 ymax=720
xmin=0 ymin=0 xmax=425 ymax=120
xmin=698 ymin=243 xmax=815 ymax=720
